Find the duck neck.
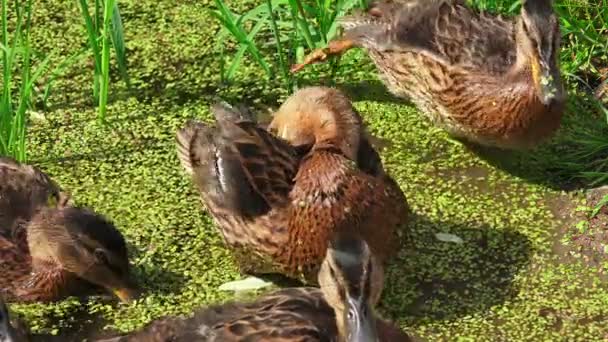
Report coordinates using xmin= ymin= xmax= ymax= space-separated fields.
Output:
xmin=512 ymin=28 xmax=534 ymax=80
xmin=14 ymin=262 xmax=71 ymax=302
xmin=335 ymin=307 xmax=379 ymax=342
xmin=309 ymin=109 xmax=361 ymax=162
xmin=335 ymin=307 xmax=348 ymax=342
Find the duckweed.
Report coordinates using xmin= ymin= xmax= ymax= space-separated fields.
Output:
xmin=9 ymin=0 xmax=607 ymax=341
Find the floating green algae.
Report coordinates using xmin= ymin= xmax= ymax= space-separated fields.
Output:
xmin=8 ymin=0 xmax=608 ymax=341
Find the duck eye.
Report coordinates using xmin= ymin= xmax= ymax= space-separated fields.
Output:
xmin=347 ymin=309 xmax=355 ymax=321
xmin=94 ymin=249 xmax=109 ymax=265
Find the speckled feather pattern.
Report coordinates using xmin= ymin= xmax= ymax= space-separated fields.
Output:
xmin=107 ymin=288 xmax=336 ymax=341
xmin=337 ymin=0 xmax=564 ymax=149
xmin=105 ymin=287 xmax=409 ymax=341
xmin=0 ymin=234 xmax=77 ymax=302
xmin=0 ymin=157 xmax=62 ymax=238
xmin=176 ymin=107 xmax=408 ymax=283
xmin=277 ymin=149 xmax=408 ymax=282
xmin=369 ymin=50 xmax=563 ymax=148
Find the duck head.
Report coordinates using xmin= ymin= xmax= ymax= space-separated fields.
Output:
xmin=268 ymin=86 xmax=363 ymax=161
xmin=515 ymin=0 xmax=564 ymax=106
xmin=318 ymin=233 xmax=384 ymax=342
xmin=27 ymin=207 xmax=139 ymax=303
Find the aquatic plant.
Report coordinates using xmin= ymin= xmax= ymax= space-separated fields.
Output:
xmin=211 ymin=0 xmax=362 ymax=89
xmin=77 ymin=0 xmax=129 ymax=124
xmin=0 ymin=0 xmax=51 ymax=161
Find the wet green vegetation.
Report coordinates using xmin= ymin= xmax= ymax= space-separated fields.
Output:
xmin=3 ymin=0 xmax=608 ymax=341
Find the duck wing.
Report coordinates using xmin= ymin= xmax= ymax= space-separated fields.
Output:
xmin=340 ymin=0 xmax=516 ymax=73
xmin=176 ymin=103 xmax=300 ymax=219
xmin=0 ymin=157 xmax=63 ymax=237
xmin=199 ymin=288 xmax=335 ymax=341
xmin=0 ymin=233 xmax=31 ymax=301
xmin=110 ymin=288 xmax=335 ymax=341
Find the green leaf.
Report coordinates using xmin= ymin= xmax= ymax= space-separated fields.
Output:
xmin=590 ymin=194 xmax=608 ymax=218
xmin=110 ymin=1 xmax=130 ymax=88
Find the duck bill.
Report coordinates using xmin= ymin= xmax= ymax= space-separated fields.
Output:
xmin=531 ymin=57 xmax=561 ymax=106
xmin=344 ymin=297 xmax=378 ymax=342
xmin=538 ymin=71 xmax=561 ymax=106
xmin=112 ymin=281 xmax=140 ymax=303
xmin=113 ymin=287 xmax=139 ymax=303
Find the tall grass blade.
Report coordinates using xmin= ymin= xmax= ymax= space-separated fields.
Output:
xmin=1 ymin=0 xmax=9 ymax=112
xmin=98 ymin=0 xmax=116 ymax=124
xmin=326 ymin=0 xmax=361 ymax=41
xmin=77 ymin=0 xmax=102 ymax=101
xmin=0 ymin=0 xmax=43 ymax=161
xmin=287 ymin=0 xmax=315 ymax=49
xmin=110 ymin=2 xmax=130 ymax=88
xmin=225 ymin=18 xmax=267 ymax=80
xmin=12 ymin=0 xmax=34 ymax=161
xmin=210 ymin=0 xmax=272 ymax=78
xmin=266 ymin=0 xmax=292 ymax=90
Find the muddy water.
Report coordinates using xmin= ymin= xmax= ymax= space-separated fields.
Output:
xmin=549 ymin=186 xmax=608 ymax=283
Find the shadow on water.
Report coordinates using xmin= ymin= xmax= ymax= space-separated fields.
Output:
xmin=458 ymin=140 xmax=583 ymax=191
xmin=379 ymin=213 xmax=532 ymax=323
xmin=29 ymin=307 xmax=117 ymax=342
xmin=459 ymin=98 xmax=608 ymax=191
xmin=27 ymin=249 xmax=188 ymax=341
xmin=338 ymin=79 xmax=411 ymax=106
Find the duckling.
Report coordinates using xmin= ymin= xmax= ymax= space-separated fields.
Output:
xmin=0 ymin=206 xmax=138 ymax=303
xmin=0 ymin=157 xmax=70 ymax=238
xmin=98 ymin=233 xmax=411 ymax=341
xmin=0 ymin=299 xmax=28 ymax=342
xmin=176 ymin=86 xmax=408 ymax=283
xmin=292 ymin=0 xmax=565 ymax=149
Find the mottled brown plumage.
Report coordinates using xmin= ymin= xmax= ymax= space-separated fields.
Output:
xmin=0 ymin=157 xmax=70 ymax=238
xmin=292 ymin=0 xmax=565 ymax=149
xmin=98 ymin=235 xmax=411 ymax=342
xmin=0 ymin=206 xmax=138 ymax=303
xmin=176 ymin=87 xmax=408 ymax=283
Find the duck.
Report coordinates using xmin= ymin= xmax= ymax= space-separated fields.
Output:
xmin=0 ymin=157 xmax=71 ymax=238
xmin=291 ymin=0 xmax=566 ymax=149
xmin=0 ymin=206 xmax=139 ymax=303
xmin=97 ymin=233 xmax=411 ymax=341
xmin=176 ymin=86 xmax=408 ymax=283
xmin=0 ymin=299 xmax=28 ymax=342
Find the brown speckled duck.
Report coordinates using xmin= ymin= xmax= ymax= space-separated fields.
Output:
xmin=0 ymin=157 xmax=70 ymax=238
xmin=98 ymin=234 xmax=411 ymax=341
xmin=0 ymin=206 xmax=138 ymax=303
xmin=176 ymin=86 xmax=408 ymax=283
xmin=292 ymin=0 xmax=565 ymax=149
